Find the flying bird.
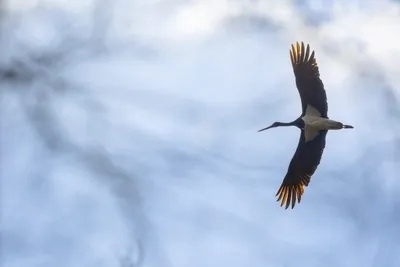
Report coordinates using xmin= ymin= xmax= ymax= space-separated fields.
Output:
xmin=258 ymin=41 xmax=354 ymax=209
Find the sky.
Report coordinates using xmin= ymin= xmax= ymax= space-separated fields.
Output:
xmin=1 ymin=0 xmax=400 ymax=267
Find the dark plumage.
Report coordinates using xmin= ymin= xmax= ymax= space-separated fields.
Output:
xmin=290 ymin=42 xmax=328 ymax=118
xmin=276 ymin=42 xmax=329 ymax=209
xmin=275 ymin=130 xmax=327 ymax=209
xmin=258 ymin=41 xmax=353 ymax=209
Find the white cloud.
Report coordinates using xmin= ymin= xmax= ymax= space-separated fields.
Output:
xmin=1 ymin=0 xmax=400 ymax=267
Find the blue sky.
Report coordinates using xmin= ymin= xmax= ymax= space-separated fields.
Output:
xmin=1 ymin=0 xmax=400 ymax=266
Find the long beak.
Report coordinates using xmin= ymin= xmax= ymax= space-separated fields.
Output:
xmin=258 ymin=125 xmax=274 ymax=132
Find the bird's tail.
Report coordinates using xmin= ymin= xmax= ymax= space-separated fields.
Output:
xmin=343 ymin=124 xmax=354 ymax=129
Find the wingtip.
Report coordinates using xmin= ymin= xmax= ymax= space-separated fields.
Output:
xmin=292 ymin=41 xmax=304 ymax=47
xmin=290 ymin=41 xmax=312 ymax=64
xmin=276 ymin=184 xmax=305 ymax=210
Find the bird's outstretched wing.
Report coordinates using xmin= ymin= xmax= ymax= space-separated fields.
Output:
xmin=276 ymin=130 xmax=328 ymax=209
xmin=290 ymin=41 xmax=328 ymax=118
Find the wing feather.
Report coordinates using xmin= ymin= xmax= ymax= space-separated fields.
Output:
xmin=290 ymin=41 xmax=328 ymax=118
xmin=276 ymin=130 xmax=328 ymax=209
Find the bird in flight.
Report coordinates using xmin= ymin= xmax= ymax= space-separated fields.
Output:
xmin=258 ymin=41 xmax=354 ymax=209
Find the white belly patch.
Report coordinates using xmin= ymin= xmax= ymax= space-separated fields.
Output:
xmin=301 ymin=104 xmax=344 ymax=141
xmin=302 ymin=104 xmax=323 ymax=142
xmin=304 ymin=124 xmax=320 ymax=142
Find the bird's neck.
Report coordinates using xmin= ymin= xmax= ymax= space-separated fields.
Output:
xmin=278 ymin=121 xmax=296 ymax=127
xmin=278 ymin=119 xmax=303 ymax=129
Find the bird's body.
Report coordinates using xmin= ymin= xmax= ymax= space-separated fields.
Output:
xmin=258 ymin=41 xmax=353 ymax=209
xmin=300 ymin=104 xmax=353 ymax=141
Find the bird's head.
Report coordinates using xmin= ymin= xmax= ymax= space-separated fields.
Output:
xmin=258 ymin=122 xmax=280 ymax=132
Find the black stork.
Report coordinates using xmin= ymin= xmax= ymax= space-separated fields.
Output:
xmin=258 ymin=41 xmax=354 ymax=209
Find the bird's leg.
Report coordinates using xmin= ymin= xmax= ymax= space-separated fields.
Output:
xmin=342 ymin=124 xmax=354 ymax=129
